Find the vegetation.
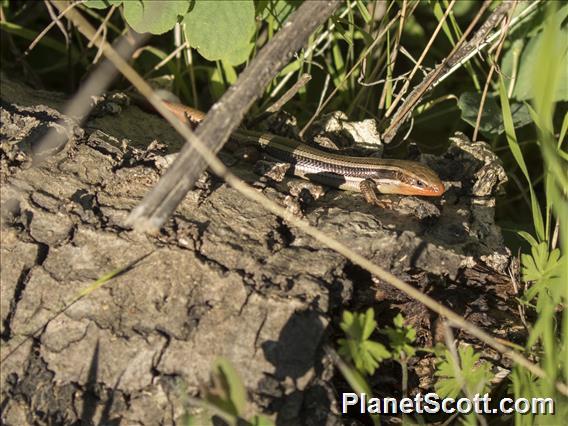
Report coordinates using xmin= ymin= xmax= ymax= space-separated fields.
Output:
xmin=1 ymin=0 xmax=566 ymax=424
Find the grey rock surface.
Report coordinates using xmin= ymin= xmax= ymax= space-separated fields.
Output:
xmin=1 ymin=78 xmax=520 ymax=425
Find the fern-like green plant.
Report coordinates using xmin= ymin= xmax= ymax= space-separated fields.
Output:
xmin=434 ymin=345 xmax=494 ymax=399
xmin=338 ymin=308 xmax=392 ymax=376
xmin=381 ymin=313 xmax=417 ymax=360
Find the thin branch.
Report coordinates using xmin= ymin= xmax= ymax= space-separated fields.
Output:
xmin=299 ymin=11 xmax=402 ymax=137
xmin=381 ymin=0 xmax=509 ymax=142
xmin=266 ymin=73 xmax=311 ymax=113
xmin=141 ymin=40 xmax=189 ymax=78
xmin=53 ymin=0 xmax=568 ymax=396
xmin=24 ymin=0 xmax=80 ymax=56
xmin=384 ymin=0 xmax=457 ymax=118
xmin=248 ymin=73 xmax=312 ymax=127
xmin=128 ymin=0 xmax=342 ymax=230
xmin=34 ymin=2 xmax=147 ymax=158
xmin=86 ymin=3 xmax=115 ymax=49
xmin=268 ymin=0 xmax=358 ymax=100
xmin=432 ymin=0 xmax=541 ymax=90
xmin=473 ymin=2 xmax=516 ymax=142
xmin=378 ymin=0 xmax=409 ymax=110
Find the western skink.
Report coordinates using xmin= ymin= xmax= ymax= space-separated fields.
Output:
xmin=158 ymin=100 xmax=446 ymax=202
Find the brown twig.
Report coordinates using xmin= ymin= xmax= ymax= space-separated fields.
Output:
xmin=299 ymin=10 xmax=402 ymax=137
xmin=35 ymin=2 xmax=147 ymax=158
xmin=384 ymin=0 xmax=457 ymax=118
xmin=266 ymin=73 xmax=312 ymax=114
xmin=381 ymin=1 xmax=512 ymax=143
xmin=127 ymin=0 xmax=341 ymax=231
xmin=248 ymin=73 xmax=312 ymax=127
xmin=24 ymin=1 xmax=78 ymax=56
xmin=472 ymin=2 xmax=516 ymax=142
xmin=378 ymin=0 xmax=408 ymax=111
xmin=50 ymin=1 xmax=568 ymax=396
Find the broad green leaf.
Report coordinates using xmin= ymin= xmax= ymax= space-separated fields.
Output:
xmin=513 ymin=14 xmax=568 ymax=102
xmin=123 ymin=0 xmax=189 ymax=35
xmin=457 ymin=92 xmax=532 ymax=136
xmin=185 ymin=0 xmax=256 ymax=65
xmin=84 ymin=0 xmax=122 ymax=9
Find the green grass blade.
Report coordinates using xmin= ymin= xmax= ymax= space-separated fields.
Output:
xmin=499 ymin=76 xmax=546 ymax=242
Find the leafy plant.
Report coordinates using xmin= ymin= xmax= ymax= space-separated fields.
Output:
xmin=337 ymin=308 xmax=391 ymax=376
xmin=86 ymin=0 xmax=258 ymax=64
xmin=381 ymin=313 xmax=417 ymax=360
xmin=185 ymin=357 xmax=274 ymax=426
xmin=457 ymin=92 xmax=532 ymax=137
xmin=521 ymin=240 xmax=565 ymax=310
xmin=434 ymin=345 xmax=494 ymax=399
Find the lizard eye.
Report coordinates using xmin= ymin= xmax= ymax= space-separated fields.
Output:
xmin=415 ymin=179 xmax=425 ymax=188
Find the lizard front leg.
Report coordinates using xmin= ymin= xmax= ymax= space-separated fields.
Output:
xmin=359 ymin=179 xmax=393 ymax=209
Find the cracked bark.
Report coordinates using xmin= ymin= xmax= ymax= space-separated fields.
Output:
xmin=1 ymin=78 xmax=523 ymax=425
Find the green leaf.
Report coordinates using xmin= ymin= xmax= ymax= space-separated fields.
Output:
xmin=382 ymin=314 xmax=416 ymax=359
xmin=184 ymin=0 xmax=256 ymax=65
xmin=513 ymin=11 xmax=568 ymax=102
xmin=433 ymin=1 xmax=455 ymax=45
xmin=362 ymin=308 xmax=375 ymax=340
xmin=338 ymin=309 xmax=391 ymax=376
xmin=559 ymin=112 xmax=568 ymax=149
xmin=499 ymin=77 xmax=546 ymax=242
xmin=261 ymin=0 xmax=298 ymax=24
xmin=221 ymin=61 xmax=238 ymax=85
xmin=123 ymin=0 xmax=189 ymax=35
xmin=365 ymin=341 xmax=392 ymax=362
xmin=500 ymin=38 xmax=525 ymax=95
xmin=84 ymin=0 xmax=122 ymax=9
xmin=211 ymin=358 xmax=247 ymax=417
xmin=354 ymin=0 xmax=372 ymax=23
xmin=452 ymin=0 xmax=476 ymax=17
xmin=435 ymin=346 xmax=493 ymax=399
xmin=250 ymin=415 xmax=275 ymax=426
xmin=457 ymin=92 xmax=532 ymax=137
xmin=517 ymin=230 xmax=539 ymax=248
xmin=521 ymin=241 xmax=565 ymax=310
xmin=392 ymin=313 xmax=403 ymax=328
xmin=334 ymin=354 xmax=373 ymax=395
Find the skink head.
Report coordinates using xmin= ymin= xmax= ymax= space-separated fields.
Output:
xmin=373 ymin=161 xmax=445 ymax=197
